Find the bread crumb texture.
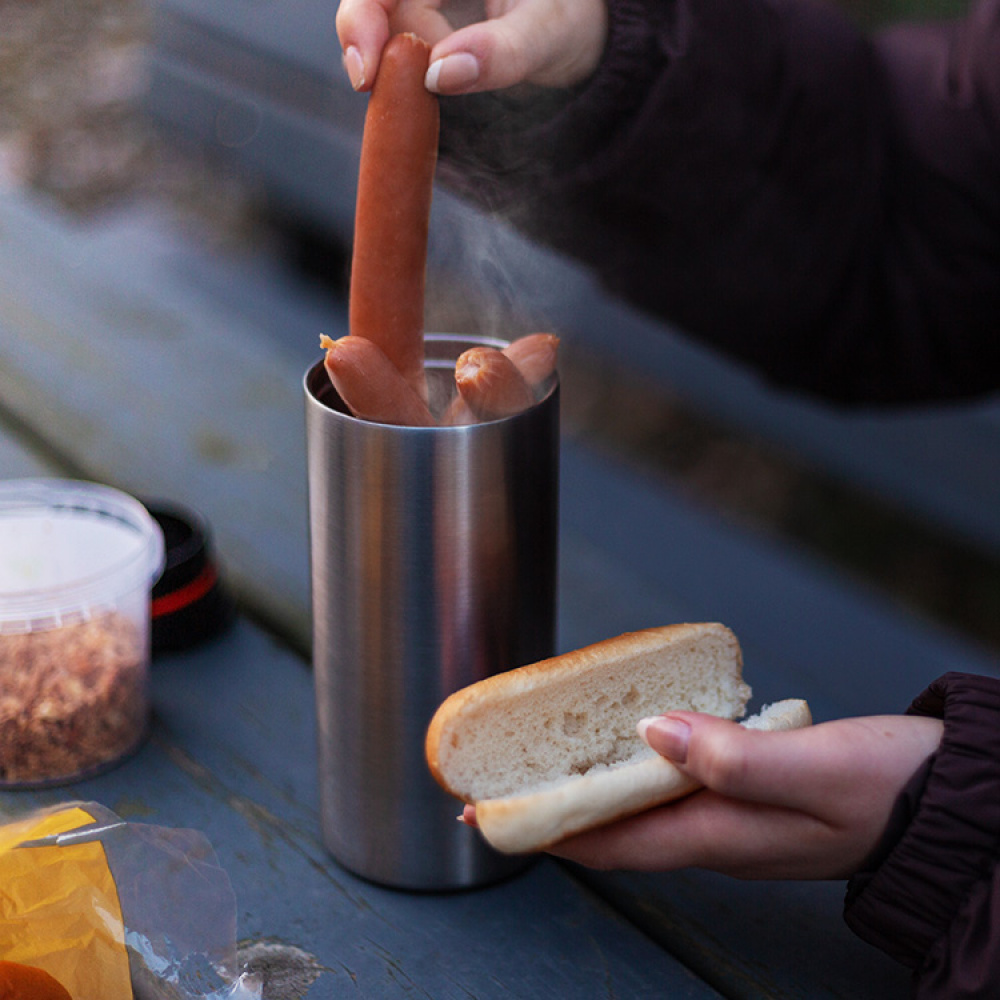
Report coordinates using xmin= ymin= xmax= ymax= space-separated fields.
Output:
xmin=433 ymin=623 xmax=750 ymax=800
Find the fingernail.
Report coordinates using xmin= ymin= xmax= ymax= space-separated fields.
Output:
xmin=343 ymin=46 xmax=365 ymax=90
xmin=637 ymin=716 xmax=691 ymax=762
xmin=425 ymin=53 xmax=480 ymax=94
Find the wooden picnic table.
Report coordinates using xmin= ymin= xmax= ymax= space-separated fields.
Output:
xmin=1 ymin=192 xmax=997 ymax=999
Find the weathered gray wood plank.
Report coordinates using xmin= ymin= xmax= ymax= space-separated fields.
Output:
xmin=559 ymin=291 xmax=1000 ymax=558
xmin=0 ymin=423 xmax=64 ymax=479
xmin=559 ymin=438 xmax=999 ymax=723
xmin=572 ymin=868 xmax=909 ymax=1000
xmin=0 ymin=194 xmax=317 ymax=644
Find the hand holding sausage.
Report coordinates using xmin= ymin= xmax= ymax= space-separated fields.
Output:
xmin=349 ymin=32 xmax=438 ymax=400
xmin=336 ymin=0 xmax=608 ymax=95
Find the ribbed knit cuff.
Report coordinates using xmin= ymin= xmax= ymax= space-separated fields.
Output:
xmin=546 ymin=0 xmax=675 ymax=177
xmin=844 ymin=672 xmax=1000 ymax=969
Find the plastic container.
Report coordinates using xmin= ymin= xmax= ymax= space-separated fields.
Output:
xmin=0 ymin=479 xmax=165 ymax=787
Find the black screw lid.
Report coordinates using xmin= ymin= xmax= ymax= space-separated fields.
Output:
xmin=145 ymin=501 xmax=235 ymax=654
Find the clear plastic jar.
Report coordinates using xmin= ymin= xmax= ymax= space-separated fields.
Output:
xmin=0 ymin=479 xmax=164 ymax=787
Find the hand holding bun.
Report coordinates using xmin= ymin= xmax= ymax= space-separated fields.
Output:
xmin=426 ymin=624 xmax=811 ymax=853
xmin=547 ymin=706 xmax=946 ymax=880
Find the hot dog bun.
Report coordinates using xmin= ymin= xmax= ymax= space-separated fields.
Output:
xmin=425 ymin=624 xmax=811 ymax=853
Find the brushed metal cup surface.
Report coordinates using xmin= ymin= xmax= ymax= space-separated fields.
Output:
xmin=304 ymin=335 xmax=559 ymax=890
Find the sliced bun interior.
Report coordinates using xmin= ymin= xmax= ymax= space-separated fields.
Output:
xmin=426 ymin=623 xmax=810 ymax=854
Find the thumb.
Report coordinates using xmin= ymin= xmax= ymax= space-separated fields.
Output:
xmin=638 ymin=711 xmax=818 ymax=811
xmin=426 ymin=0 xmax=606 ymax=94
xmin=426 ymin=20 xmax=536 ymax=94
xmin=637 ymin=713 xmax=696 ymax=764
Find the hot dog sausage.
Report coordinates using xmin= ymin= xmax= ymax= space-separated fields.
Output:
xmin=444 ymin=334 xmax=560 ymax=424
xmin=321 ymin=335 xmax=437 ymax=426
xmin=502 ymin=333 xmax=560 ymax=388
xmin=454 ymin=346 xmax=536 ymax=421
xmin=349 ymin=33 xmax=439 ymax=401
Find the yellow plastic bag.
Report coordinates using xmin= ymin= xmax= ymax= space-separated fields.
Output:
xmin=0 ymin=803 xmax=131 ymax=998
xmin=0 ymin=802 xmax=262 ymax=1000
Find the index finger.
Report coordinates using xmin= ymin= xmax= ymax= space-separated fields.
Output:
xmin=545 ymin=789 xmax=837 ymax=877
xmin=336 ymin=0 xmax=394 ymax=88
xmin=336 ymin=0 xmax=454 ymax=90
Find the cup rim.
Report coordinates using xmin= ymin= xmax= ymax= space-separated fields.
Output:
xmin=304 ymin=332 xmax=559 ymax=430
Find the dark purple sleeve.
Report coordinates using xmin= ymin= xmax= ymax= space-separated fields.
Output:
xmin=439 ymin=0 xmax=1000 ymax=404
xmin=843 ymin=672 xmax=1000 ymax=998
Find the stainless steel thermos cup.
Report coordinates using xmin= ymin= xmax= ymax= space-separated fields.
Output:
xmin=304 ymin=335 xmax=559 ymax=889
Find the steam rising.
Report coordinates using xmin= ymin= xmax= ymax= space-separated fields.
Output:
xmin=426 ymin=88 xmax=582 ymax=342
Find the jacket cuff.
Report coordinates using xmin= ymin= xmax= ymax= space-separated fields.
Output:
xmin=437 ymin=0 xmax=672 ymax=228
xmin=843 ymin=672 xmax=1000 ymax=968
xmin=541 ymin=0 xmax=672 ymax=176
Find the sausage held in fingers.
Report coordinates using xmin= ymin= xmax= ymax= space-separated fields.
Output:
xmin=349 ymin=33 xmax=439 ymax=401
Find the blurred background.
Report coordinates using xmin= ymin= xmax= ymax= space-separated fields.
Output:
xmin=1 ymin=0 xmax=996 ymax=653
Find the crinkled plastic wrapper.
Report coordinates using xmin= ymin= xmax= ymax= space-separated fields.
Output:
xmin=0 ymin=801 xmax=263 ymax=999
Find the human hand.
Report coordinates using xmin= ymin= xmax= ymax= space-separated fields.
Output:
xmin=532 ymin=712 xmax=943 ymax=879
xmin=335 ymin=0 xmax=608 ymax=95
